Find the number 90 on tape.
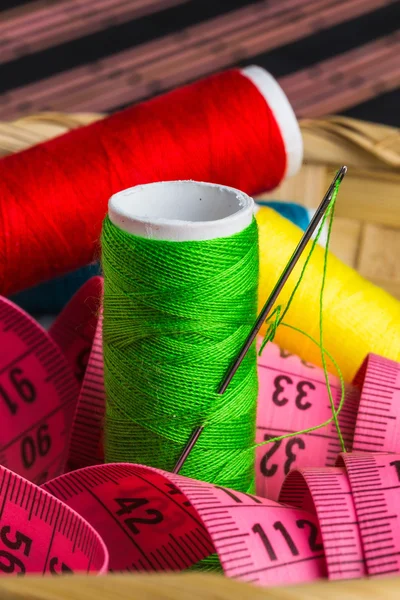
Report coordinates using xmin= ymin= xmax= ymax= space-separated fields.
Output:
xmin=0 ymin=297 xmax=79 ymax=484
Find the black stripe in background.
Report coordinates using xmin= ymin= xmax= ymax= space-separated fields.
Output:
xmin=343 ymin=89 xmax=400 ymax=127
xmin=0 ymin=0 xmax=37 ymax=11
xmin=237 ymin=2 xmax=400 ymax=77
xmin=1 ymin=0 xmax=398 ymax=125
xmin=110 ymin=2 xmax=400 ymax=126
xmin=0 ymin=0 xmax=258 ymax=93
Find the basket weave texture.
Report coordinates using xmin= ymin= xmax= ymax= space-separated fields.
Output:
xmin=259 ymin=116 xmax=400 ymax=299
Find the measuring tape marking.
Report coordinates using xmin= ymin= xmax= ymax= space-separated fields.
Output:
xmin=67 ymin=318 xmax=105 ymax=469
xmin=352 ymin=355 xmax=400 ymax=454
xmin=161 ymin=469 xmax=326 ymax=585
xmin=279 ymin=466 xmax=365 ymax=580
xmin=44 ymin=463 xmax=214 ymax=573
xmin=340 ymin=452 xmax=400 ymax=577
xmin=256 ymin=341 xmax=359 ymax=500
xmin=147 ymin=468 xmax=326 ymax=584
xmin=49 ymin=276 xmax=103 ymax=383
xmin=0 ymin=464 xmax=108 ymax=575
xmin=0 ymin=296 xmax=79 ymax=484
xmin=43 ymin=463 xmax=326 ymax=585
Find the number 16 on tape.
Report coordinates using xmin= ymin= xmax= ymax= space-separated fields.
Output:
xmin=0 ymin=297 xmax=78 ymax=484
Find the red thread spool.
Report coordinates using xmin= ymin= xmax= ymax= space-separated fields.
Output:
xmin=0 ymin=66 xmax=301 ymax=296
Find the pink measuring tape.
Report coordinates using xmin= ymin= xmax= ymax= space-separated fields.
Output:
xmin=351 ymin=354 xmax=400 ymax=453
xmin=256 ymin=342 xmax=360 ymax=499
xmin=43 ymin=463 xmax=326 ymax=585
xmin=0 ymin=465 xmax=108 ymax=575
xmin=0 ymin=276 xmax=399 ymax=584
xmin=49 ymin=277 xmax=105 ymax=470
xmin=280 ymin=451 xmax=400 ymax=580
xmin=279 ymin=466 xmax=365 ymax=580
xmin=0 ymin=296 xmax=78 ymax=484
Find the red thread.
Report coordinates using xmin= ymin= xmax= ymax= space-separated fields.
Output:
xmin=0 ymin=69 xmax=286 ymax=295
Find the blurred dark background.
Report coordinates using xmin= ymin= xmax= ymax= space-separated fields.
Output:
xmin=0 ymin=0 xmax=399 ymax=124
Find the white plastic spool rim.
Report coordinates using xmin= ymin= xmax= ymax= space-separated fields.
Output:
xmin=108 ymin=180 xmax=254 ymax=241
xmin=242 ymin=65 xmax=303 ymax=178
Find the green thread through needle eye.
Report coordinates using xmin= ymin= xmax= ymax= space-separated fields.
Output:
xmin=174 ymin=168 xmax=347 ymax=473
xmin=257 ymin=178 xmax=347 ymax=453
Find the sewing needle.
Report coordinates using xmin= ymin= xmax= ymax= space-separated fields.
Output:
xmin=173 ymin=165 xmax=347 ymax=474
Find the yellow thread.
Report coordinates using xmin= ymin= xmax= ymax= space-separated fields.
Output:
xmin=257 ymin=180 xmax=346 ymax=452
xmin=256 ymin=207 xmax=400 ymax=382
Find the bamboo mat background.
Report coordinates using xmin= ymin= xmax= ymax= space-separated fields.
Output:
xmin=0 ymin=0 xmax=399 ymax=123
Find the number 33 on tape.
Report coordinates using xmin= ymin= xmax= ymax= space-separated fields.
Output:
xmin=255 ymin=342 xmax=360 ymax=500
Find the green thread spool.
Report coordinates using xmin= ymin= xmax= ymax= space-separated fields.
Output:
xmin=102 ymin=181 xmax=259 ymax=492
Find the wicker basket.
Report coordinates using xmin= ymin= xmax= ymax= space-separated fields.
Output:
xmin=258 ymin=116 xmax=400 ymax=299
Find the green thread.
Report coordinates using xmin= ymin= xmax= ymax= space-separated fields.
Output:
xmin=318 ymin=183 xmax=345 ymax=450
xmin=186 ymin=554 xmax=222 ymax=573
xmin=101 ymin=216 xmax=259 ymax=492
xmin=101 ymin=175 xmax=346 ymax=573
xmin=255 ymin=323 xmax=346 ymax=449
xmin=102 ymin=173 xmax=345 ymax=503
xmin=257 ymin=177 xmax=347 ymax=452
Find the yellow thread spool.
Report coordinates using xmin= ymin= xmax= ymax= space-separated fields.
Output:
xmin=256 ymin=207 xmax=400 ymax=382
